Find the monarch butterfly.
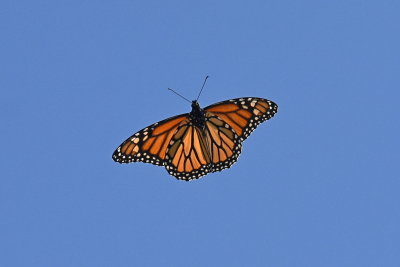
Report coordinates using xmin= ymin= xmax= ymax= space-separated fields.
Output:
xmin=112 ymin=79 xmax=278 ymax=181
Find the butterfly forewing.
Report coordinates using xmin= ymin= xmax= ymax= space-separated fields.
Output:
xmin=112 ymin=114 xmax=188 ymax=165
xmin=205 ymin=97 xmax=278 ymax=141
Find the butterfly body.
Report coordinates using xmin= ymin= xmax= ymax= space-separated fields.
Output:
xmin=113 ymin=97 xmax=278 ymax=181
xmin=189 ymin=100 xmax=206 ymax=129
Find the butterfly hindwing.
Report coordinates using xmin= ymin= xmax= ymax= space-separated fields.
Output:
xmin=163 ymin=113 xmax=245 ymax=181
xmin=164 ymin=122 xmax=213 ymax=180
xmin=204 ymin=113 xmax=243 ymax=173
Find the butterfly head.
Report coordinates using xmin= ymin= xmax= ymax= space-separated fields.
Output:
xmin=191 ymin=100 xmax=200 ymax=109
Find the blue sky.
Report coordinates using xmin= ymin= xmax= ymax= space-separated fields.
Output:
xmin=1 ymin=0 xmax=399 ymax=266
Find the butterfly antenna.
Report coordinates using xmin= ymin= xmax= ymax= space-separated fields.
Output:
xmin=196 ymin=75 xmax=209 ymax=101
xmin=168 ymin=88 xmax=191 ymax=103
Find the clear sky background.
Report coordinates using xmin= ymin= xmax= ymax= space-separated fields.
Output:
xmin=1 ymin=0 xmax=399 ymax=266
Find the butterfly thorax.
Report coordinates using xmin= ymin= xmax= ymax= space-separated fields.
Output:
xmin=190 ymin=100 xmax=206 ymax=128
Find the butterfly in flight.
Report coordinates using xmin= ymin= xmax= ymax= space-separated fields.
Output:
xmin=112 ymin=77 xmax=278 ymax=181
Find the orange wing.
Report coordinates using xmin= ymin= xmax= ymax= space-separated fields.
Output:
xmin=205 ymin=97 xmax=278 ymax=140
xmin=112 ymin=114 xmax=189 ymax=165
xmin=203 ymin=113 xmax=243 ymax=173
xmin=163 ymin=113 xmax=244 ymax=181
xmin=164 ymin=122 xmax=213 ymax=180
